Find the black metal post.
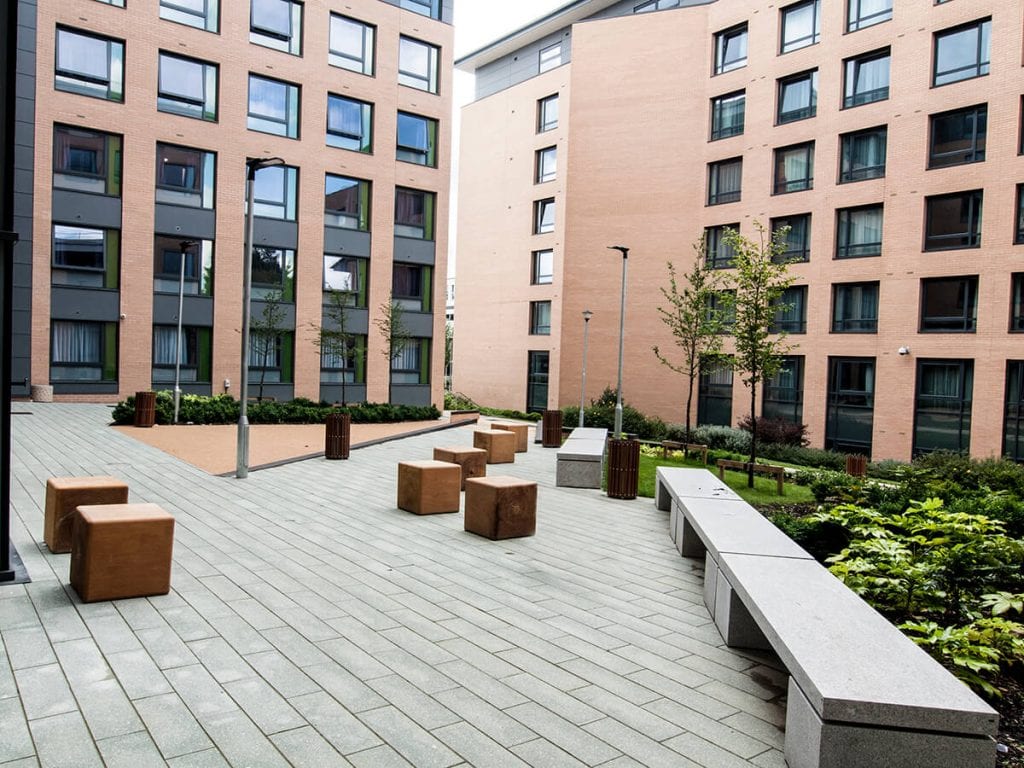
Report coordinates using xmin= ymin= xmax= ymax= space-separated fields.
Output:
xmin=0 ymin=230 xmax=17 ymax=582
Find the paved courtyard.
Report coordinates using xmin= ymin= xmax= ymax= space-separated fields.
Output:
xmin=1 ymin=404 xmax=788 ymax=767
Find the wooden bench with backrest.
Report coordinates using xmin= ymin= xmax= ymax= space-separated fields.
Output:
xmin=716 ymin=458 xmax=785 ymax=495
xmin=660 ymin=440 xmax=708 ymax=464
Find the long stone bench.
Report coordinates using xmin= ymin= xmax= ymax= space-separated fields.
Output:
xmin=555 ymin=427 xmax=607 ymax=488
xmin=655 ymin=467 xmax=999 ymax=768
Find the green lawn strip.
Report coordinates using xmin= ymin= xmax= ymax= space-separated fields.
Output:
xmin=637 ymin=453 xmax=815 ymax=505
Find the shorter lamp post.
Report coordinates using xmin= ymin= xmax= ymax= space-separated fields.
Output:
xmin=579 ymin=310 xmax=593 ymax=428
xmin=173 ymin=240 xmax=197 ymax=425
xmin=607 ymin=245 xmax=629 ymax=438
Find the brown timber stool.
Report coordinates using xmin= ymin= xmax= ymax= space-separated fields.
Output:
xmin=70 ymin=503 xmax=175 ymax=603
xmin=492 ymin=422 xmax=530 ymax=453
xmin=397 ymin=460 xmax=461 ymax=515
xmin=432 ymin=446 xmax=487 ymax=490
xmin=44 ymin=476 xmax=129 ymax=554
xmin=472 ymin=430 xmax=516 ymax=464
xmin=464 ymin=476 xmax=537 ymax=540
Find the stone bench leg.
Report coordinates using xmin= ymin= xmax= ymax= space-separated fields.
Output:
xmin=655 ymin=477 xmax=671 ymax=511
xmin=711 ymin=565 xmax=770 ymax=650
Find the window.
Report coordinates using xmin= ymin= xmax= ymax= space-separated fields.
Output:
xmin=710 ymin=91 xmax=745 ymax=140
xmin=393 ymin=263 xmax=432 ymax=312
xmin=843 ymin=49 xmax=889 ymax=108
xmin=708 ymin=158 xmax=742 ymax=205
xmin=324 ymin=175 xmax=370 ymax=230
xmin=933 ymin=19 xmax=991 ymax=87
xmin=397 ymin=112 xmax=437 ymax=167
xmin=698 ymin=358 xmax=733 ymax=426
xmin=920 ymin=276 xmax=977 ymax=332
xmin=250 ymin=0 xmax=302 ymax=55
xmin=707 ymin=290 xmax=736 ymax=332
xmin=400 ymin=0 xmax=440 ymax=21
xmin=329 ymin=14 xmax=374 ymax=75
xmin=924 ymin=190 xmax=982 ymax=250
xmin=832 ymin=282 xmax=879 ymax=332
xmin=532 ymin=250 xmax=553 ymax=285
xmin=774 ymin=142 xmax=814 ymax=194
xmin=847 ymin=0 xmax=891 ymax=32
xmin=326 ymin=95 xmax=372 ymax=153
xmin=914 ymin=359 xmax=973 ymax=455
xmin=1018 ymin=187 xmax=1024 ymax=244
xmin=53 ymin=125 xmax=121 ymax=196
xmin=157 ymin=53 xmax=217 ymax=121
xmin=826 ymin=358 xmax=875 ymax=455
xmin=771 ymin=214 xmax=810 ymax=263
xmin=156 ymin=143 xmax=215 ymax=209
xmin=391 ymin=338 xmax=430 ymax=386
xmin=839 ymin=126 xmax=886 ymax=182
xmin=777 ymin=70 xmax=817 ymax=124
xmin=763 ymin=356 xmax=803 ymax=424
xmin=251 ymin=246 xmax=295 ymax=301
xmin=781 ymin=1 xmax=819 ymax=54
xmin=51 ymin=321 xmax=117 ymax=383
xmin=1005 ymin=362 xmax=1024 ymax=461
xmin=534 ymin=198 xmax=555 ymax=234
xmin=247 ymin=75 xmax=300 ymax=138
xmin=714 ymin=24 xmax=747 ymax=75
xmin=321 ymin=335 xmax=366 ymax=385
xmin=539 ymin=42 xmax=562 ymax=74
xmin=160 ymin=0 xmax=218 ymax=32
xmin=54 ymin=27 xmax=124 ymax=102
xmin=530 ymin=301 xmax=551 ymax=335
xmin=771 ymin=286 xmax=807 ymax=333
xmin=705 ymin=224 xmax=738 ymax=269
xmin=538 ymin=95 xmax=559 ymax=132
xmin=250 ymin=164 xmax=298 ymax=220
xmin=635 ymin=0 xmax=680 ymax=12
xmin=929 ymin=104 xmax=986 ymax=168
xmin=153 ymin=326 xmax=212 ymax=383
xmin=395 ymin=187 xmax=435 ymax=240
xmin=153 ymin=236 xmax=214 ymax=296
xmin=527 ymin=351 xmax=550 ymax=414
xmin=399 ymin=36 xmax=439 ymax=93
xmin=836 ymin=205 xmax=883 ymax=258
xmin=95 ymin=0 xmax=125 ymax=5
xmin=536 ymin=147 xmax=556 ymax=183
xmin=52 ymin=225 xmax=119 ymax=289
xmin=248 ymin=331 xmax=294 ymax=384
xmin=1011 ymin=274 xmax=1023 ymax=332
xmin=323 ymin=255 xmax=367 ymax=306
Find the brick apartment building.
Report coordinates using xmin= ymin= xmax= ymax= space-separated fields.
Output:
xmin=454 ymin=0 xmax=1024 ymax=461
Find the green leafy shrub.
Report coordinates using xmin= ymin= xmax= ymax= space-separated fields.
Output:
xmin=768 ymin=513 xmax=849 ymax=563
xmin=688 ymin=425 xmax=752 ymax=454
xmin=562 ymin=388 xmax=667 ymax=439
xmin=758 ymin=443 xmax=848 ymax=471
xmin=737 ymin=414 xmax=808 ymax=446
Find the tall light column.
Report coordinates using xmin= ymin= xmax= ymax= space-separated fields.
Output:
xmin=607 ymin=246 xmax=629 ymax=438
xmin=173 ymin=240 xmax=197 ymax=425
xmin=579 ymin=309 xmax=593 ymax=428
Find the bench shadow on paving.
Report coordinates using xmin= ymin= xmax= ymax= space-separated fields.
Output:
xmin=2 ymin=403 xmax=789 ymax=768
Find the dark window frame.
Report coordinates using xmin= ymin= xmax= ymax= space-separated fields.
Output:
xmin=536 ymin=146 xmax=557 ymax=183
xmin=770 ymin=285 xmax=808 ymax=334
xmin=534 ymin=198 xmax=555 ymax=234
xmin=839 ymin=125 xmax=887 ymax=183
xmin=713 ymin=23 xmax=748 ymax=75
xmin=777 ymin=69 xmax=818 ymax=124
xmin=843 ymin=48 xmax=890 ymax=108
xmin=707 ymin=157 xmax=742 ymax=205
xmin=929 ymin=103 xmax=987 ymax=168
xmin=155 ymin=142 xmax=215 ymax=209
xmin=836 ymin=204 xmax=883 ymax=258
xmin=847 ymin=0 xmax=892 ymax=32
xmin=54 ymin=26 xmax=125 ymax=102
xmin=832 ymin=281 xmax=879 ymax=333
xmin=1010 ymin=273 xmax=1023 ymax=332
xmin=157 ymin=51 xmax=218 ymax=122
xmin=780 ymin=0 xmax=820 ymax=54
xmin=1005 ymin=361 xmax=1024 ymax=462
xmin=774 ymin=141 xmax=814 ymax=194
xmin=771 ymin=214 xmax=811 ymax=263
xmin=50 ymin=320 xmax=118 ymax=383
xmin=710 ymin=90 xmax=745 ymax=140
xmin=924 ymin=190 xmax=983 ymax=251
xmin=531 ymin=249 xmax=554 ymax=285
xmin=327 ymin=93 xmax=373 ymax=153
xmin=329 ymin=14 xmax=375 ymax=75
xmin=762 ymin=355 xmax=804 ymax=424
xmin=53 ymin=124 xmax=123 ymax=196
xmin=399 ymin=35 xmax=440 ymax=93
xmin=825 ymin=356 xmax=875 ymax=456
xmin=933 ymin=18 xmax=991 ymax=87
xmin=396 ymin=111 xmax=436 ymax=167
xmin=705 ymin=224 xmax=738 ymax=269
xmin=913 ymin=358 xmax=973 ymax=456
xmin=529 ymin=300 xmax=552 ymax=335
xmin=919 ymin=275 xmax=978 ymax=333
xmin=324 ymin=174 xmax=371 ymax=231
xmin=250 ymin=0 xmax=303 ymax=55
xmin=538 ymin=94 xmax=559 ymax=132
xmin=247 ymin=74 xmax=300 ymax=139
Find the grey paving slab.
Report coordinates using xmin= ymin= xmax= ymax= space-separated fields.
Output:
xmin=28 ymin=711 xmax=104 ymax=768
xmin=0 ymin=697 xmax=35 ymax=763
xmin=134 ymin=692 xmax=214 ymax=759
xmin=14 ymin=663 xmax=76 ymax=720
xmin=222 ymin=677 xmax=306 ymax=735
xmin=433 ymin=721 xmax=531 ymax=768
xmin=270 ymin=726 xmax=351 ymax=768
xmin=95 ymin=731 xmax=167 ymax=768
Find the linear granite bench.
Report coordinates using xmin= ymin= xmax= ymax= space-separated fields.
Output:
xmin=655 ymin=467 xmax=999 ymax=768
xmin=555 ymin=427 xmax=607 ymax=488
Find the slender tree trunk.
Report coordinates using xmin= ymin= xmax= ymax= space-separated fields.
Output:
xmin=258 ymin=343 xmax=267 ymax=403
xmin=748 ymin=381 xmax=757 ymax=488
xmin=685 ymin=380 xmax=694 ymax=444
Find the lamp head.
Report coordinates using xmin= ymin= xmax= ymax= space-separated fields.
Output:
xmin=607 ymin=245 xmax=629 ymax=258
xmin=245 ymin=156 xmax=286 ymax=178
xmin=582 ymin=309 xmax=593 ymax=322
xmin=179 ymin=239 xmax=198 ymax=252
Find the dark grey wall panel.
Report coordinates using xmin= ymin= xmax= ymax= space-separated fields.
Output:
xmin=320 ymin=384 xmax=367 ymax=405
xmin=253 ymin=218 xmax=298 ymax=248
xmin=154 ymin=204 xmax=216 ymax=240
xmin=393 ymin=236 xmax=435 ymax=265
xmin=52 ymin=190 xmax=122 ymax=229
xmin=251 ymin=299 xmax=296 ymax=329
xmin=10 ymin=0 xmax=34 ymax=394
xmin=475 ymin=29 xmax=572 ymax=100
xmin=247 ymin=383 xmax=294 ymax=403
xmin=390 ymin=384 xmax=431 ymax=407
xmin=324 ymin=227 xmax=371 ymax=258
xmin=403 ymin=311 xmax=434 ymax=338
xmin=151 ymin=382 xmax=212 ymax=397
xmin=321 ymin=306 xmax=368 ymax=335
xmin=51 ymin=287 xmax=120 ymax=321
xmin=152 ymin=293 xmax=214 ymax=326
xmin=53 ymin=382 xmax=118 ymax=395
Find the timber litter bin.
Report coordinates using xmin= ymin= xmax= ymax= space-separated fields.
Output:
xmin=845 ymin=453 xmax=868 ymax=477
xmin=325 ymin=412 xmax=351 ymax=460
xmin=541 ymin=410 xmax=563 ymax=448
xmin=607 ymin=437 xmax=640 ymax=500
xmin=133 ymin=391 xmax=156 ymax=428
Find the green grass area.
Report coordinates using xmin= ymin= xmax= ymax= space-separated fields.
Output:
xmin=637 ymin=453 xmax=815 ymax=507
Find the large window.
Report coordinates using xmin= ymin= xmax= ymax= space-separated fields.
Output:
xmin=826 ymin=358 xmax=875 ymax=455
xmin=839 ymin=126 xmax=886 ymax=182
xmin=397 ymin=112 xmax=437 ymax=167
xmin=251 ymin=246 xmax=295 ymax=301
xmin=321 ymin=336 xmax=366 ymax=385
xmin=708 ymin=158 xmax=742 ymax=205
xmin=771 ymin=286 xmax=807 ymax=334
xmin=534 ymin=198 xmax=555 ymax=234
xmin=920 ymin=276 xmax=977 ymax=332
xmin=924 ymin=190 xmax=982 ymax=251
xmin=399 ymin=36 xmax=439 ymax=93
xmin=248 ymin=331 xmax=293 ymax=384
xmin=157 ymin=53 xmax=217 ymax=122
xmin=1011 ymin=274 xmax=1023 ymax=332
xmin=933 ymin=19 xmax=991 ymax=87
xmin=247 ymin=75 xmax=300 ymax=138
xmin=843 ymin=49 xmax=889 ymax=108
xmin=774 ymin=142 xmax=814 ymax=194
xmin=832 ymin=282 xmax=878 ymax=332
xmin=51 ymin=321 xmax=117 ymax=383
xmin=152 ymin=326 xmax=212 ymax=383
xmin=53 ymin=125 xmax=121 ymax=196
xmin=698 ymin=358 xmax=733 ymax=427
xmin=393 ymin=263 xmax=432 ymax=312
xmin=327 ymin=95 xmax=373 ymax=153
xmin=635 ymin=0 xmax=680 ymax=11
xmin=763 ymin=356 xmax=803 ymax=424
xmin=250 ymin=0 xmax=302 ymax=55
xmin=707 ymin=291 xmax=736 ymax=332
xmin=160 ymin=0 xmax=218 ymax=32
xmin=324 ymin=175 xmax=369 ymax=230
xmin=777 ymin=70 xmax=817 ymax=124
xmin=705 ymin=224 xmax=738 ymax=269
xmin=527 ymin=351 xmax=549 ymax=414
xmin=323 ymin=255 xmax=367 ymax=306
xmin=395 ymin=188 xmax=435 ymax=240
xmin=156 ymin=143 xmax=215 ymax=209
xmin=54 ymin=27 xmax=124 ymax=102
xmin=836 ymin=205 xmax=883 ymax=258
xmin=251 ymin=164 xmax=298 ymax=221
xmin=536 ymin=147 xmax=556 ymax=183
xmin=929 ymin=104 xmax=986 ymax=168
xmin=781 ymin=1 xmax=819 ymax=54
xmin=329 ymin=14 xmax=374 ymax=75
xmin=52 ymin=225 xmax=119 ymax=289
xmin=1005 ymin=362 xmax=1024 ymax=462
xmin=400 ymin=0 xmax=440 ymax=20
xmin=914 ymin=360 xmax=973 ymax=455
xmin=532 ymin=250 xmax=553 ymax=285
xmin=710 ymin=91 xmax=745 ymax=140
xmin=538 ymin=95 xmax=559 ymax=132
xmin=153 ymin=236 xmax=214 ymax=296
xmin=771 ymin=214 xmax=810 ymax=263
xmin=391 ymin=339 xmax=429 ymax=385
xmin=714 ymin=24 xmax=747 ymax=75
xmin=530 ymin=301 xmax=551 ymax=335
xmin=538 ymin=42 xmax=562 ymax=74
xmin=847 ymin=0 xmax=891 ymax=32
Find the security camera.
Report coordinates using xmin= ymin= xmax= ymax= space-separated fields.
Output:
xmin=897 ymin=346 xmax=910 ymax=356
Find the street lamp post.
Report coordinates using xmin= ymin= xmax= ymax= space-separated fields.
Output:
xmin=579 ymin=310 xmax=593 ymax=428
xmin=173 ymin=240 xmax=197 ymax=425
xmin=238 ymin=157 xmax=285 ymax=479
xmin=607 ymin=246 xmax=629 ymax=438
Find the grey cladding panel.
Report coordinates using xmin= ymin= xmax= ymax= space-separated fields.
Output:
xmin=251 ymin=299 xmax=296 ymax=329
xmin=393 ymin=236 xmax=435 ymax=265
xmin=52 ymin=190 xmax=122 ymax=229
xmin=324 ymin=227 xmax=371 ymax=258
xmin=152 ymin=293 xmax=214 ymax=326
xmin=254 ymin=218 xmax=298 ymax=248
xmin=12 ymin=0 xmax=36 ymax=395
xmin=321 ymin=384 xmax=367 ymax=405
xmin=321 ymin=306 xmax=369 ymax=335
xmin=154 ymin=204 xmax=216 ymax=240
xmin=248 ymin=384 xmax=294 ymax=403
xmin=390 ymin=384 xmax=432 ymax=407
xmin=403 ymin=311 xmax=434 ymax=338
xmin=475 ymin=30 xmax=572 ymax=100
xmin=51 ymin=287 xmax=120 ymax=321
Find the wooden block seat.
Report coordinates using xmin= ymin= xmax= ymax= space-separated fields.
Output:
xmin=464 ymin=476 xmax=537 ymax=540
xmin=397 ymin=460 xmax=461 ymax=515
xmin=70 ymin=503 xmax=174 ymax=603
xmin=45 ymin=476 xmax=129 ymax=554
xmin=492 ymin=422 xmax=530 ymax=452
xmin=433 ymin=446 xmax=487 ymax=490
xmin=472 ymin=430 xmax=516 ymax=464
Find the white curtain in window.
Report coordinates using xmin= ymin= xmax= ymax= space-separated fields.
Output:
xmin=57 ymin=31 xmax=108 ymax=80
xmin=855 ymin=57 xmax=889 ymax=95
xmin=392 ymin=343 xmax=420 ymax=371
xmin=851 ymin=208 xmax=882 ymax=245
xmin=153 ymin=327 xmax=185 ymax=365
xmin=716 ymin=162 xmax=741 ymax=195
xmin=53 ymin=321 xmax=101 ymax=363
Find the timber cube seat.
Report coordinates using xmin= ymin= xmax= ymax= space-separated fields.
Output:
xmin=45 ymin=476 xmax=129 ymax=554
xmin=70 ymin=503 xmax=174 ymax=603
xmin=432 ymin=446 xmax=487 ymax=490
xmin=472 ymin=429 xmax=516 ymax=464
xmin=464 ymin=476 xmax=537 ymax=540
xmin=492 ymin=422 xmax=530 ymax=452
xmin=397 ymin=460 xmax=461 ymax=515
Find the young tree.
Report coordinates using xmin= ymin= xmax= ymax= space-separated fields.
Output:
xmin=722 ymin=221 xmax=798 ymax=486
xmin=651 ymin=238 xmax=726 ymax=441
xmin=444 ymin=321 xmax=454 ymax=392
xmin=250 ymin=289 xmax=287 ymax=403
xmin=373 ymin=296 xmax=412 ymax=402
xmin=311 ymin=290 xmax=362 ymax=406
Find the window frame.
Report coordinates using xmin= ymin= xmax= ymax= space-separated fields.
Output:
xmin=707 ymin=157 xmax=742 ymax=205
xmin=773 ymin=141 xmax=815 ymax=194
xmin=52 ymin=224 xmax=120 ymax=289
xmin=919 ymin=275 xmax=978 ymax=333
xmin=531 ymin=249 xmax=554 ymax=285
xmin=770 ymin=285 xmax=808 ymax=334
xmin=250 ymin=164 xmax=298 ymax=221
xmin=698 ymin=357 xmax=734 ymax=427
xmin=705 ymin=224 xmax=738 ymax=269
xmin=933 ymin=18 xmax=991 ymax=87
xmin=395 ymin=187 xmax=436 ymax=240
xmin=322 ymin=254 xmax=368 ymax=306
xmin=329 ymin=13 xmax=375 ymax=75
xmin=929 ymin=103 xmax=987 ymax=168
xmin=327 ymin=94 xmax=373 ymax=154
xmin=152 ymin=324 xmax=212 ymax=384
xmin=157 ymin=52 xmax=218 ymax=122
xmin=250 ymin=246 xmax=296 ymax=302
xmin=1004 ymin=361 xmax=1024 ymax=462
xmin=399 ymin=35 xmax=440 ymax=94
xmin=825 ymin=356 xmax=876 ymax=456
xmin=399 ymin=0 xmax=440 ymax=20
xmin=534 ymin=198 xmax=555 ymax=235
xmin=526 ymin=350 xmax=550 ymax=414
xmin=924 ymin=190 xmax=983 ymax=251
xmin=392 ymin=262 xmax=432 ymax=312
xmin=50 ymin=320 xmax=118 ymax=383
xmin=247 ymin=74 xmax=300 ymax=139
xmin=780 ymin=0 xmax=820 ymax=54
xmin=53 ymin=124 xmax=122 ymax=197
xmin=250 ymin=0 xmax=303 ymax=56
xmin=847 ymin=0 xmax=892 ymax=32
xmin=538 ymin=42 xmax=562 ymax=74
xmin=843 ymin=48 xmax=890 ymax=109
xmin=159 ymin=0 xmax=218 ymax=32
xmin=762 ymin=355 xmax=804 ymax=424
xmin=536 ymin=146 xmax=557 ymax=184
xmin=832 ymin=281 xmax=879 ymax=333
xmin=153 ymin=235 xmax=214 ymax=296
xmin=1010 ymin=273 xmax=1023 ymax=333
xmin=529 ymin=300 xmax=552 ymax=335
xmin=396 ymin=111 xmax=437 ymax=167
xmin=713 ymin=23 xmax=748 ymax=75
xmin=913 ymin=358 xmax=973 ymax=456
xmin=836 ymin=204 xmax=884 ymax=258
xmin=710 ymin=90 xmax=745 ymax=140
xmin=771 ymin=214 xmax=811 ymax=263
xmin=839 ymin=125 xmax=887 ymax=183
xmin=155 ymin=142 xmax=215 ymax=209
xmin=777 ymin=69 xmax=817 ymax=124
xmin=324 ymin=174 xmax=370 ymax=231
xmin=538 ymin=94 xmax=559 ymax=133
xmin=54 ymin=26 xmax=124 ymax=102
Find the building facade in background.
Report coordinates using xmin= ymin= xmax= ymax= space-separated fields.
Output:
xmin=454 ymin=0 xmax=1024 ymax=462
xmin=14 ymin=0 xmax=453 ymax=407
